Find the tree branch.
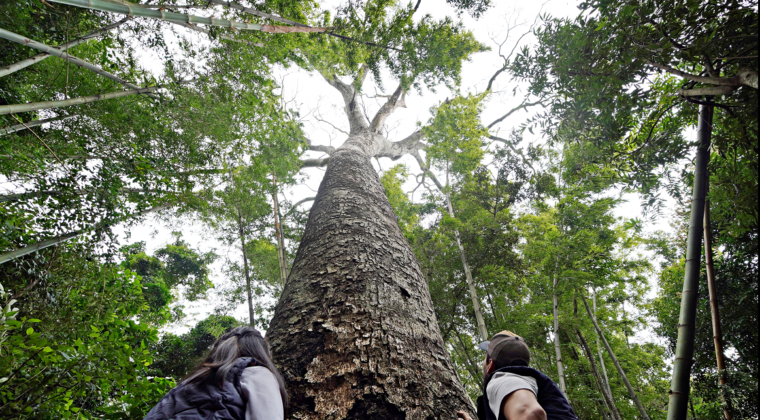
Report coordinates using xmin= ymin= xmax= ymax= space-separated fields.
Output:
xmin=305 ymin=137 xmax=336 ymax=155
xmin=300 ymin=157 xmax=329 ymax=168
xmin=0 ymin=86 xmax=161 ymax=115
xmin=322 ymin=68 xmax=370 ymax=133
xmin=486 ymin=99 xmax=542 ymax=128
xmin=677 ymin=86 xmax=737 ymax=96
xmin=645 ymin=59 xmax=758 ymax=89
xmin=284 ymin=196 xmax=316 ymax=218
xmin=369 ymin=83 xmax=405 ymax=133
xmin=411 ymin=150 xmax=445 ymax=191
xmin=377 ymin=130 xmax=424 ymax=159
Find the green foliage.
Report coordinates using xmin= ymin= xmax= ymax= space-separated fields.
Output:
xmin=151 ymin=314 xmax=244 ymax=380
xmin=120 ymin=237 xmax=216 ymax=323
xmin=424 ymin=93 xmax=488 ymax=177
xmin=0 ymin=246 xmax=170 ymax=417
xmin=380 ymin=164 xmax=420 ymax=241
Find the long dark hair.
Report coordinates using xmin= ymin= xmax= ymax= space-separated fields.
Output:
xmin=185 ymin=327 xmax=288 ymax=413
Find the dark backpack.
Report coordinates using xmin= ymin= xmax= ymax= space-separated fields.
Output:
xmin=143 ymin=357 xmax=259 ymax=420
xmin=476 ymin=366 xmax=578 ymax=420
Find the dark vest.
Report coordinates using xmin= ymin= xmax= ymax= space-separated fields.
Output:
xmin=143 ymin=357 xmax=260 ymax=420
xmin=476 ymin=366 xmax=578 ymax=420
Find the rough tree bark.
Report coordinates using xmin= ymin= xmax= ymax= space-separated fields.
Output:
xmin=266 ymin=72 xmax=474 ymax=419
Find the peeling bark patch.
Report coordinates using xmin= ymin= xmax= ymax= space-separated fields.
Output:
xmin=268 ymin=137 xmax=474 ymax=419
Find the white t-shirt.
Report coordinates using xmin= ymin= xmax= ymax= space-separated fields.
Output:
xmin=239 ymin=366 xmax=285 ymax=420
xmin=486 ymin=372 xmax=539 ymax=417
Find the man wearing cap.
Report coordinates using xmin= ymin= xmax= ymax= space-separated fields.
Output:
xmin=456 ymin=330 xmax=577 ymax=420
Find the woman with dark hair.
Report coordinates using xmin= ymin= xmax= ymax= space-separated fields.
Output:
xmin=143 ymin=326 xmax=288 ymax=420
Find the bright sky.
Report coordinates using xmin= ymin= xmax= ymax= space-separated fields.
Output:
xmin=115 ymin=0 xmax=679 ymax=338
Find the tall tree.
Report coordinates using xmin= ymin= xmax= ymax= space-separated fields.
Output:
xmin=264 ymin=1 xmax=488 ymax=416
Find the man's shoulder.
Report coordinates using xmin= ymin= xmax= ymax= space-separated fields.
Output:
xmin=486 ymin=371 xmax=539 ymax=396
xmin=489 ymin=372 xmax=538 ymax=383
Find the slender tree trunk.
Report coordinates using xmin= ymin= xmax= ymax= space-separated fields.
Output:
xmin=0 ymin=86 xmax=159 ymax=115
xmin=47 ymin=0 xmax=328 ymax=33
xmin=668 ymin=104 xmax=713 ymax=420
xmin=594 ymin=289 xmax=614 ymax=399
xmin=577 ymin=329 xmax=622 ymax=420
xmin=0 ymin=114 xmax=77 ymax=137
xmin=0 ymin=19 xmax=128 ymax=78
xmin=266 ymin=131 xmax=475 ymax=419
xmin=0 ymin=203 xmax=169 ymax=265
xmin=444 ymin=193 xmax=489 ymax=341
xmin=271 ymin=173 xmax=288 ymax=286
xmin=234 ymin=204 xmax=255 ymax=326
xmin=582 ymin=295 xmax=651 ymax=420
xmin=0 ymin=28 xmax=144 ymax=92
xmin=553 ymin=266 xmax=568 ymax=395
xmin=704 ymin=180 xmax=732 ymax=420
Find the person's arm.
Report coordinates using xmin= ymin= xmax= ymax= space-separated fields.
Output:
xmin=501 ymin=389 xmax=546 ymax=420
xmin=239 ymin=366 xmax=284 ymax=420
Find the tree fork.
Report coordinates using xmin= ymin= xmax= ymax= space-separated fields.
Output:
xmin=267 ymin=133 xmax=475 ymax=419
xmin=667 ymin=104 xmax=712 ymax=420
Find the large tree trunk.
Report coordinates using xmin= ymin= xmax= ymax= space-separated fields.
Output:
xmin=267 ymin=132 xmax=474 ymax=419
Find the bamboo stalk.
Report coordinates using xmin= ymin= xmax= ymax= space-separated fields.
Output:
xmin=169 ymin=20 xmax=263 ymax=47
xmin=0 ymin=114 xmax=76 ymax=136
xmin=582 ymin=295 xmax=651 ymax=420
xmin=0 ymin=28 xmax=143 ymax=91
xmin=46 ymin=0 xmax=328 ymax=33
xmin=704 ymin=180 xmax=732 ymax=420
xmin=0 ymin=86 xmax=159 ymax=115
xmin=667 ymin=104 xmax=713 ymax=420
xmin=0 ymin=232 xmax=82 ymax=265
xmin=0 ymin=203 xmax=170 ymax=265
xmin=0 ymin=18 xmax=129 ymax=78
xmin=205 ymin=0 xmax=308 ymax=27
